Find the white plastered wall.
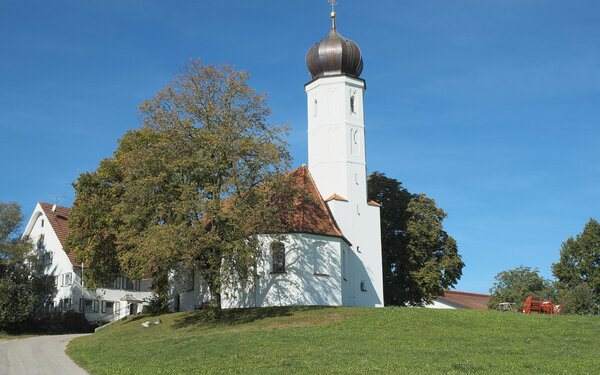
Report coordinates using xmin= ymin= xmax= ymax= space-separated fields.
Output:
xmin=22 ymin=203 xmax=75 ymax=309
xmin=306 ymin=76 xmax=384 ymax=307
xmin=173 ymin=233 xmax=344 ymax=310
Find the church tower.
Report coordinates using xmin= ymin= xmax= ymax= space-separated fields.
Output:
xmin=305 ymin=4 xmax=384 ymax=307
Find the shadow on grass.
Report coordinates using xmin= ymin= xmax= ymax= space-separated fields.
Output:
xmin=172 ymin=306 xmax=331 ymax=329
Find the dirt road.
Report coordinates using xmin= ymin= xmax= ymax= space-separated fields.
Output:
xmin=0 ymin=334 xmax=89 ymax=375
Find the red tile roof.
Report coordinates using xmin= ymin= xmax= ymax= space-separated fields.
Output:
xmin=437 ymin=290 xmax=490 ymax=310
xmin=279 ymin=166 xmax=347 ymax=242
xmin=201 ymin=166 xmax=349 ymax=244
xmin=38 ymin=202 xmax=79 ymax=266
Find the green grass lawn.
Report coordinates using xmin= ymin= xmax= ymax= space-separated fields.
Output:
xmin=68 ymin=307 xmax=600 ymax=374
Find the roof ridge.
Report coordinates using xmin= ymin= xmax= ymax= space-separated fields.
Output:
xmin=444 ymin=290 xmax=490 ymax=298
xmin=39 ymin=201 xmax=72 ymax=211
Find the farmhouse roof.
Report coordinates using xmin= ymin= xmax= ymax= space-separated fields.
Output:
xmin=437 ymin=290 xmax=490 ymax=310
xmin=38 ymin=202 xmax=79 ymax=266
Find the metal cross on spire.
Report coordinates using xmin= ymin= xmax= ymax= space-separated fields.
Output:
xmin=329 ymin=0 xmax=337 ymax=29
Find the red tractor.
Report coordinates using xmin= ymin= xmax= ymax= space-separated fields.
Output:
xmin=522 ymin=296 xmax=562 ymax=315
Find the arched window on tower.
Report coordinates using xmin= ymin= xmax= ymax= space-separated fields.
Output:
xmin=350 ymin=94 xmax=356 ymax=114
xmin=312 ymin=99 xmax=318 ymax=117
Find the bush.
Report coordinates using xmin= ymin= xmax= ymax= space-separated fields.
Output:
xmin=558 ymin=283 xmax=599 ymax=315
xmin=144 ymin=295 xmax=169 ymax=315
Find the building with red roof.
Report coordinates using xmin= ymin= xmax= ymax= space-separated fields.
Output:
xmin=22 ymin=202 xmax=152 ymax=323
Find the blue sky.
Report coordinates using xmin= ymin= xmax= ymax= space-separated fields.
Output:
xmin=1 ymin=0 xmax=599 ymax=294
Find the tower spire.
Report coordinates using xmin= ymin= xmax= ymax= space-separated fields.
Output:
xmin=329 ymin=0 xmax=336 ymax=29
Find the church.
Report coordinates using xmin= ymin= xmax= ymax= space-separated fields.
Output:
xmin=22 ymin=5 xmax=385 ymax=317
xmin=173 ymin=6 xmax=384 ymax=309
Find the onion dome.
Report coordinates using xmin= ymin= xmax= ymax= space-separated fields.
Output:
xmin=306 ymin=8 xmax=363 ymax=80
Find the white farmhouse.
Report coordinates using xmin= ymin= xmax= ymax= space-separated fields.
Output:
xmin=174 ymin=8 xmax=384 ymax=309
xmin=22 ymin=202 xmax=152 ymax=323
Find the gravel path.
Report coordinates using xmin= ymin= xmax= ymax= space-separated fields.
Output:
xmin=0 ymin=334 xmax=90 ymax=375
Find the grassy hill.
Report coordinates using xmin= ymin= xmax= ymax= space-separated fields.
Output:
xmin=68 ymin=307 xmax=600 ymax=374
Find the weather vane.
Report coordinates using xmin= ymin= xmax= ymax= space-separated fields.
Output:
xmin=329 ymin=0 xmax=337 ymax=29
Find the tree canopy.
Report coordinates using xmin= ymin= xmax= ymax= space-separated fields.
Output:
xmin=0 ymin=202 xmax=54 ymax=330
xmin=66 ymin=62 xmax=292 ymax=310
xmin=552 ymin=219 xmax=600 ymax=314
xmin=367 ymin=172 xmax=464 ymax=306
xmin=488 ymin=266 xmax=553 ymax=310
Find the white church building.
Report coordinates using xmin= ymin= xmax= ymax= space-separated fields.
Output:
xmin=173 ymin=8 xmax=384 ymax=309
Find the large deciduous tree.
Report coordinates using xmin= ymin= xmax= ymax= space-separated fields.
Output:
xmin=66 ymin=62 xmax=292 ymax=310
xmin=488 ymin=266 xmax=553 ymax=310
xmin=552 ymin=219 xmax=600 ymax=314
xmin=367 ymin=172 xmax=464 ymax=306
xmin=0 ymin=202 xmax=55 ymax=330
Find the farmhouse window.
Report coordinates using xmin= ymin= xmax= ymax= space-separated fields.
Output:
xmin=108 ymin=275 xmax=141 ymax=291
xmin=62 ymin=272 xmax=72 ymax=286
xmin=82 ymin=299 xmax=94 ymax=313
xmin=124 ymin=277 xmax=135 ymax=290
xmin=36 ymin=234 xmax=45 ymax=250
xmin=41 ymin=252 xmax=53 ymax=265
xmin=62 ymin=298 xmax=71 ymax=312
xmin=105 ymin=301 xmax=114 ymax=315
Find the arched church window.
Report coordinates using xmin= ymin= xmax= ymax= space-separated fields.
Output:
xmin=185 ymin=268 xmax=195 ymax=292
xmin=271 ymin=241 xmax=285 ymax=273
xmin=350 ymin=94 xmax=356 ymax=114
